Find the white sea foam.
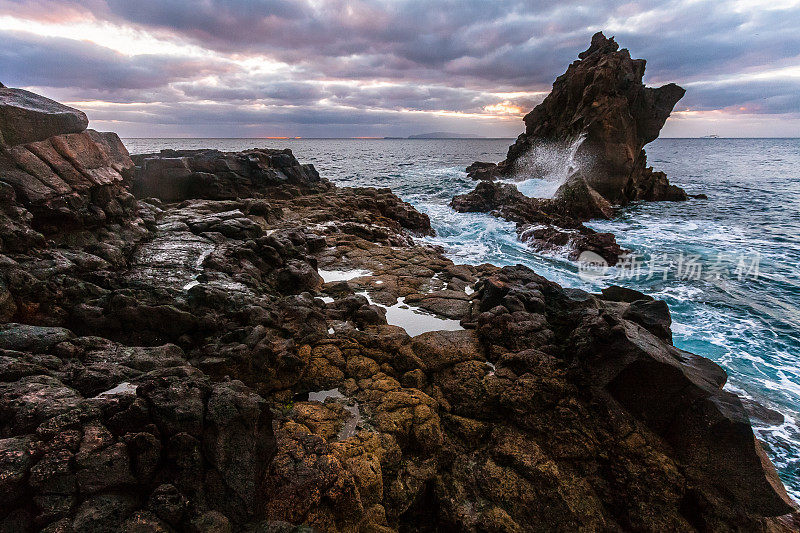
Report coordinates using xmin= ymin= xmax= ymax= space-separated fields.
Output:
xmin=505 ymin=134 xmax=588 ymax=199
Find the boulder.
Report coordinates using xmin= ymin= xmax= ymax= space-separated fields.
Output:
xmin=623 ymin=298 xmax=673 ymax=342
xmin=554 ymin=171 xmax=614 ymax=219
xmin=0 ymin=87 xmax=88 ymax=146
xmin=465 ymin=264 xmax=797 ymax=519
xmin=131 ymin=149 xmax=328 ymax=201
xmin=465 ymin=161 xmax=499 ymax=181
xmin=0 ymin=323 xmax=74 ymax=352
xmin=599 ymin=285 xmax=654 ymax=303
xmin=451 ymin=180 xmax=624 ymax=264
xmin=604 ymin=322 xmax=795 ymax=516
xmin=0 ymin=128 xmax=135 ymax=232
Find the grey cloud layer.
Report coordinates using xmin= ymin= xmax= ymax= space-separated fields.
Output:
xmin=1 ymin=0 xmax=799 ymax=135
xmin=0 ymin=31 xmax=234 ymax=90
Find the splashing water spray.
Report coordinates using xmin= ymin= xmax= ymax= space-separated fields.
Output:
xmin=506 ymin=133 xmax=588 ymax=199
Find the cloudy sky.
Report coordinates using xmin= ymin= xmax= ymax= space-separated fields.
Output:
xmin=2 ymin=0 xmax=799 ymax=138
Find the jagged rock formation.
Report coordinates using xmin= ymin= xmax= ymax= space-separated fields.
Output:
xmin=511 ymin=32 xmax=687 ymax=206
xmin=0 ymin=86 xmax=135 ymax=235
xmin=454 ymin=32 xmax=690 ymax=263
xmin=0 ymin=89 xmax=797 ymax=532
xmin=471 ymin=32 xmax=688 ymax=209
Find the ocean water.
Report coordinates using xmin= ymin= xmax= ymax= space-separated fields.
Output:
xmin=125 ymin=137 xmax=800 ymax=499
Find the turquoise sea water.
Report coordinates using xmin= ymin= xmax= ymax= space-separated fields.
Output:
xmin=125 ymin=137 xmax=800 ymax=499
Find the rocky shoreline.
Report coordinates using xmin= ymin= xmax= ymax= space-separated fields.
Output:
xmin=1 ymin=62 xmax=798 ymax=533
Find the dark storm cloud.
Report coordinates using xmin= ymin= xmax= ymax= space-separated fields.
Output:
xmin=324 ymin=84 xmax=498 ymax=113
xmin=41 ymin=0 xmax=798 ymax=89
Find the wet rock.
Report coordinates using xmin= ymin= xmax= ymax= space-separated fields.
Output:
xmin=0 ymin=128 xmax=135 ymax=233
xmin=452 ymin=180 xmax=624 ymax=264
xmin=742 ymin=398 xmax=786 ymax=427
xmin=120 ymin=510 xmax=172 ymax=532
xmin=0 ymin=88 xmax=794 ymax=531
xmin=76 ymin=441 xmax=135 ymax=494
xmin=0 ymin=435 xmax=36 ymax=504
xmin=71 ymin=492 xmax=138 ymax=533
xmin=0 ymin=375 xmax=83 ymax=433
xmin=465 ymin=161 xmax=499 ymax=181
xmin=599 ymin=317 xmax=795 ymax=516
xmin=188 ymin=510 xmax=233 ymax=533
xmin=599 ymin=285 xmax=654 ymax=303
xmin=0 ymin=87 xmax=88 ymax=146
xmin=204 ymin=379 xmax=276 ymax=519
xmin=555 ymin=171 xmax=614 ymax=219
xmin=146 ymin=484 xmax=188 ymax=526
xmin=0 ymin=323 xmax=73 ymax=352
xmin=410 ymin=329 xmax=483 ymax=372
xmin=623 ymin=298 xmax=673 ymax=342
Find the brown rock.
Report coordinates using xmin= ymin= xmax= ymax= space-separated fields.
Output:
xmin=500 ymin=32 xmax=687 ymax=209
xmin=0 ymin=88 xmax=88 ymax=146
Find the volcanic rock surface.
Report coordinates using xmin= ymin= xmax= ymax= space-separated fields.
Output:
xmin=0 ymin=89 xmax=796 ymax=532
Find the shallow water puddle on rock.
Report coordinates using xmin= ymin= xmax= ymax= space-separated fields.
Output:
xmin=307 ymin=388 xmax=362 ymax=440
xmin=358 ymin=291 xmax=463 ymax=337
xmin=307 ymin=388 xmax=344 ymax=402
xmin=318 ymin=268 xmax=372 ymax=283
xmin=97 ymin=382 xmax=138 ymax=396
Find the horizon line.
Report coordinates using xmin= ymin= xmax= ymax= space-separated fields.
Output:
xmin=119 ymin=136 xmax=800 ymax=140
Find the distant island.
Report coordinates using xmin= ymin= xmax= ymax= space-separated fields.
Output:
xmin=401 ymin=132 xmax=484 ymax=139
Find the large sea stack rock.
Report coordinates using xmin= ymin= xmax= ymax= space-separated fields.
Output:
xmin=476 ymin=32 xmax=688 ymax=211
xmin=0 ymin=87 xmax=135 ymax=234
xmin=453 ymin=32 xmax=689 ymax=262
